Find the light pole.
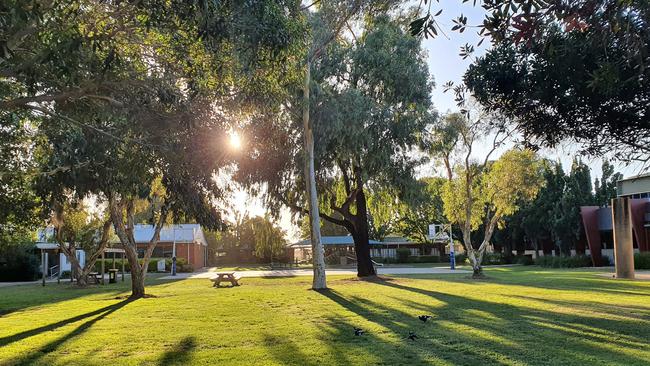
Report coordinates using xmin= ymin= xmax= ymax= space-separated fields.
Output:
xmin=172 ymin=226 xmax=177 ymax=276
xmin=448 ymin=224 xmax=455 ymax=270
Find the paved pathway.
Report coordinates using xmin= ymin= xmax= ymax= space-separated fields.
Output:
xmin=159 ymin=266 xmax=469 ymax=280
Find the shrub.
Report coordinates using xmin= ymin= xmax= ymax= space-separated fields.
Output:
xmin=515 ymin=255 xmax=534 ymax=266
xmin=0 ymin=244 xmax=41 ymax=282
xmin=635 ymin=252 xmax=650 ymax=269
xmin=535 ymin=255 xmax=592 ymax=268
xmin=179 ymin=264 xmax=194 ymax=273
xmin=535 ymin=255 xmax=554 ymax=267
xmin=453 ymin=253 xmax=467 ymax=265
xmin=396 ymin=248 xmax=410 ymax=263
xmin=93 ymin=257 xmax=190 ymax=273
xmin=415 ymin=255 xmax=441 ymax=263
xmin=483 ymin=253 xmax=506 ymax=265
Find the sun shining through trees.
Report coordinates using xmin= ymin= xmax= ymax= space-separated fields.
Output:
xmin=1 ymin=1 xmax=649 ymax=365
xmin=229 ymin=132 xmax=242 ymax=150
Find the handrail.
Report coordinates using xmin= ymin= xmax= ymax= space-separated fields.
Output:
xmin=49 ymin=264 xmax=60 ymax=279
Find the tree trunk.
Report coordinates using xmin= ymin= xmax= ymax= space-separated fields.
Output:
xmin=130 ymin=266 xmax=146 ymax=298
xmin=352 ymin=186 xmax=376 ymax=277
xmin=68 ymin=253 xmax=87 ymax=286
xmin=302 ymin=61 xmax=327 ymax=289
xmin=122 ymin=242 xmax=146 ymax=299
xmin=466 ymin=247 xmax=484 ymax=278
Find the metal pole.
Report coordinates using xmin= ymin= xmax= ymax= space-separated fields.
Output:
xmin=448 ymin=224 xmax=455 ymax=270
xmin=101 ymin=251 xmax=105 ymax=285
xmin=57 ymin=251 xmax=61 ymax=284
xmin=121 ymin=253 xmax=125 ymax=282
xmin=172 ymin=237 xmax=177 ymax=276
xmin=41 ymin=250 xmax=46 ymax=287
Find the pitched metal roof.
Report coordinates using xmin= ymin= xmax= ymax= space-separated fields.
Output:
xmin=132 ymin=224 xmax=208 ymax=246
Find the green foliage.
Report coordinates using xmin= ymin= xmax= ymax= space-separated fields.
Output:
xmin=399 ymin=177 xmax=447 ymax=245
xmin=442 ymin=165 xmax=485 ymax=231
xmin=0 ymin=243 xmax=40 ymax=282
xmin=484 ymin=149 xmax=545 ymax=224
xmin=452 ymin=253 xmax=466 ymax=264
xmin=535 ymin=255 xmax=592 ymax=268
xmin=242 ymin=14 xmax=434 ymax=258
xmin=553 ymin=159 xmax=594 ymax=255
xmin=515 ymin=255 xmax=535 ymax=266
xmin=92 ymin=257 xmax=192 ymax=273
xmin=208 ymin=215 xmax=287 ymax=264
xmin=0 ymin=114 xmax=41 ymax=247
xmin=395 ymin=248 xmax=411 ymax=263
xmin=594 ymin=160 xmax=623 ymax=207
xmin=251 ymin=216 xmax=287 ymax=262
xmin=635 ymin=253 xmax=650 ymax=270
xmin=413 ymin=255 xmax=441 ymax=263
xmin=443 ymin=148 xmax=544 ymax=235
xmin=464 ymin=2 xmax=650 ymax=161
xmin=517 ymin=161 xmax=566 ymax=253
xmin=482 ymin=253 xmax=506 ymax=265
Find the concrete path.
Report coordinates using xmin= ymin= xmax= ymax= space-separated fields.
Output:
xmin=159 ymin=266 xmax=469 ymax=280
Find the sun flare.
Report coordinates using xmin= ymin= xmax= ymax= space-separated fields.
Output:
xmin=229 ymin=132 xmax=242 ymax=150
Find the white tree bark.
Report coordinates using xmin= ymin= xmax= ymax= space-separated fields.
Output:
xmin=302 ymin=61 xmax=327 ymax=289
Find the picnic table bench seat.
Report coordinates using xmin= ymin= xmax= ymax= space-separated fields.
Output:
xmin=87 ymin=272 xmax=102 ymax=284
xmin=210 ymin=272 xmax=241 ymax=287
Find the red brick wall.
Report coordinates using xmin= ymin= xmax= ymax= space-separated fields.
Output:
xmin=135 ymin=242 xmax=205 ymax=269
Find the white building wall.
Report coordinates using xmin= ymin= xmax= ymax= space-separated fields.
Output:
xmin=59 ymin=250 xmax=85 ymax=272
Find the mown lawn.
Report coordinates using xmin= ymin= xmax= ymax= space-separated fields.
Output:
xmin=0 ymin=267 xmax=649 ymax=366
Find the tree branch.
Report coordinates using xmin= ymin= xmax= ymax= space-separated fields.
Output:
xmin=277 ymin=194 xmax=347 ymax=226
xmin=143 ymin=199 xmax=171 ymax=265
xmin=308 ymin=0 xmax=364 ymax=62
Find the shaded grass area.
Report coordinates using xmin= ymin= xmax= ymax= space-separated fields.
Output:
xmin=0 ymin=267 xmax=648 ymax=365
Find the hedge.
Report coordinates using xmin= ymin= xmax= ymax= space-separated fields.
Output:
xmin=92 ymin=257 xmax=193 ymax=273
xmin=0 ymin=245 xmax=40 ymax=282
xmin=635 ymin=252 xmax=650 ymax=269
xmin=535 ymin=255 xmax=592 ymax=268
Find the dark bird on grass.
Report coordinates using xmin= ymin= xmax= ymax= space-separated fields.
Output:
xmin=407 ymin=331 xmax=418 ymax=341
xmin=354 ymin=327 xmax=365 ymax=336
xmin=418 ymin=315 xmax=432 ymax=323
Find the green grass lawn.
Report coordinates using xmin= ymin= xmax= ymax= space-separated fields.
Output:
xmin=1 ymin=267 xmax=649 ymax=366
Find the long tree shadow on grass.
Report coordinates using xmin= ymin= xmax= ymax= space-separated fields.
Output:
xmin=0 ymin=285 xmax=128 ymax=317
xmin=368 ymin=279 xmax=650 ymax=365
xmin=0 ymin=299 xmax=133 ymax=348
xmin=318 ymin=289 xmax=500 ymax=365
xmin=11 ymin=298 xmax=132 ymax=366
xmin=158 ymin=336 xmax=196 ymax=366
xmin=405 ymin=268 xmax=650 ymax=297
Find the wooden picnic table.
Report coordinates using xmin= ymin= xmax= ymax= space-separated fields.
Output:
xmin=210 ymin=272 xmax=241 ymax=287
xmin=87 ymin=272 xmax=102 ymax=284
